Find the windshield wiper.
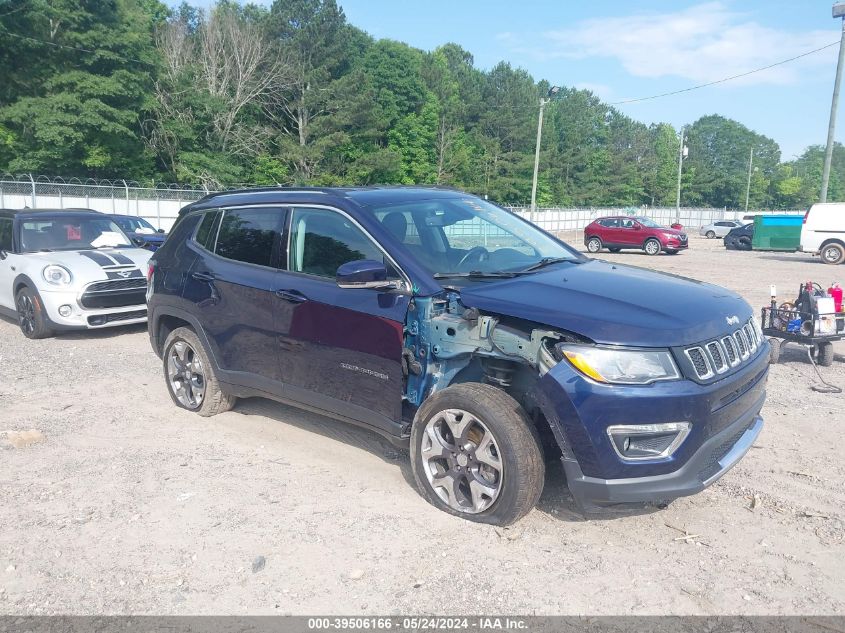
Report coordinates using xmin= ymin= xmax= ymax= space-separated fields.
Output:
xmin=521 ymin=257 xmax=580 ymax=272
xmin=433 ymin=270 xmax=525 ymax=279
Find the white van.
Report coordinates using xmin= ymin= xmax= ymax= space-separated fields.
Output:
xmin=800 ymin=203 xmax=845 ymax=265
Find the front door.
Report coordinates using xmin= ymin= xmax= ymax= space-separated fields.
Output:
xmin=182 ymin=206 xmax=287 ymax=392
xmin=275 ymin=206 xmax=409 ymax=431
xmin=0 ymin=218 xmax=16 ymax=310
xmin=617 ymin=217 xmax=641 ymax=245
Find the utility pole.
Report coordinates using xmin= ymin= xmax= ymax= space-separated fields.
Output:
xmin=744 ymin=147 xmax=754 ymax=212
xmin=675 ymin=126 xmax=686 ymax=222
xmin=530 ymin=86 xmax=561 ymax=214
xmin=821 ymin=3 xmax=845 ymax=202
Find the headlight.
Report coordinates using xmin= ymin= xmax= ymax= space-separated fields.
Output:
xmin=663 ymin=232 xmax=678 ymax=239
xmin=557 ymin=343 xmax=681 ymax=385
xmin=42 ymin=265 xmax=72 ymax=286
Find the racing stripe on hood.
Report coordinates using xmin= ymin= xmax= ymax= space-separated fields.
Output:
xmin=79 ymin=251 xmax=116 ymax=267
xmin=109 ymin=252 xmax=135 ymax=265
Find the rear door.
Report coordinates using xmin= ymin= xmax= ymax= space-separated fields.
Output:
xmin=274 ymin=205 xmax=409 ymax=431
xmin=599 ymin=218 xmax=620 ymax=245
xmin=183 ymin=206 xmax=286 ymax=391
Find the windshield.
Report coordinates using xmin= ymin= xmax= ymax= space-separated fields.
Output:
xmin=368 ymin=196 xmax=581 ymax=276
xmin=634 ymin=217 xmax=665 ymax=228
xmin=20 ymin=215 xmax=133 ymax=252
xmin=115 ymin=216 xmax=157 ymax=234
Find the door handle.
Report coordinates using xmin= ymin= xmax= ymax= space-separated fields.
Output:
xmin=191 ymin=271 xmax=215 ymax=282
xmin=275 ymin=289 xmax=308 ymax=303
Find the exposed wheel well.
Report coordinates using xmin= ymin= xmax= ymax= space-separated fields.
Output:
xmin=820 ymin=238 xmax=845 ymax=249
xmin=156 ymin=314 xmax=193 ymax=354
xmin=14 ymin=280 xmax=30 ymax=296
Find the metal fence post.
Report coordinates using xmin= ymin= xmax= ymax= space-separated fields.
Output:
xmin=122 ymin=179 xmax=130 ymax=214
xmin=28 ymin=174 xmax=36 ymax=208
xmin=59 ymin=189 xmax=63 ymax=209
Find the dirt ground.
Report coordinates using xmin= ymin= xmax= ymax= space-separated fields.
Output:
xmin=1 ymin=236 xmax=844 ymax=616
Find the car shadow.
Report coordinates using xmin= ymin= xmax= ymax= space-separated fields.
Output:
xmin=0 ymin=313 xmax=148 ymax=340
xmin=757 ymin=253 xmax=820 ymax=263
xmin=231 ymin=396 xmax=661 ymax=524
xmin=233 ymin=396 xmax=416 ymax=487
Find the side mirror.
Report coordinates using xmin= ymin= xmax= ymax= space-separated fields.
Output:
xmin=157 ymin=228 xmax=165 ymax=234
xmin=336 ymin=259 xmax=401 ymax=290
xmin=132 ymin=237 xmax=147 ymax=247
xmin=633 ymin=224 xmax=642 ymax=230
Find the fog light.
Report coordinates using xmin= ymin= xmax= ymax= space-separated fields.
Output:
xmin=607 ymin=422 xmax=691 ymax=461
xmin=58 ymin=304 xmax=72 ymax=317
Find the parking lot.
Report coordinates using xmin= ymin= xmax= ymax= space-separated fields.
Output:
xmin=1 ymin=235 xmax=843 ymax=615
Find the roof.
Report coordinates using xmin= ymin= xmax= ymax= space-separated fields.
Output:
xmin=0 ymin=208 xmax=101 ymax=219
xmin=182 ymin=185 xmax=470 ymax=212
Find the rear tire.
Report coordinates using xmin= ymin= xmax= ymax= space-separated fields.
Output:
xmin=705 ymin=231 xmax=715 ymax=239
xmin=643 ymin=239 xmax=661 ymax=256
xmin=15 ymin=287 xmax=53 ymax=339
xmin=768 ymin=338 xmax=781 ymax=364
xmin=586 ymin=237 xmax=602 ymax=253
xmin=818 ymin=342 xmax=835 ymax=367
xmin=820 ymin=242 xmax=845 ymax=265
xmin=163 ymin=327 xmax=235 ymax=417
xmin=410 ymin=383 xmax=544 ymax=526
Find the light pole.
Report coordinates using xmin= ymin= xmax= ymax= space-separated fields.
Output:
xmin=744 ymin=147 xmax=754 ymax=212
xmin=821 ymin=3 xmax=845 ymax=202
xmin=530 ymin=85 xmax=561 ymax=213
xmin=675 ymin=126 xmax=687 ymax=222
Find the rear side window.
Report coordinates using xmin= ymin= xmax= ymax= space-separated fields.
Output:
xmin=599 ymin=218 xmax=619 ymax=228
xmin=194 ymin=210 xmax=221 ymax=250
xmin=0 ymin=219 xmax=12 ymax=251
xmin=215 ymin=208 xmax=282 ymax=267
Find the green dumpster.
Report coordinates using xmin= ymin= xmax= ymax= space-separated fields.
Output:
xmin=751 ymin=214 xmax=803 ymax=252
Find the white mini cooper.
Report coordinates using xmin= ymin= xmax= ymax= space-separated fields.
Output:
xmin=0 ymin=208 xmax=152 ymax=338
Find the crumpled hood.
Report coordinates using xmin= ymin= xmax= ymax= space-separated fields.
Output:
xmin=457 ymin=260 xmax=752 ymax=347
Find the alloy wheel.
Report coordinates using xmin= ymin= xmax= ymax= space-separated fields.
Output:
xmin=645 ymin=240 xmax=660 ymax=255
xmin=419 ymin=408 xmax=503 ymax=514
xmin=167 ymin=340 xmax=206 ymax=409
xmin=16 ymin=293 xmax=35 ymax=336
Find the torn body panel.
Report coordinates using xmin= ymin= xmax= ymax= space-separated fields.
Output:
xmin=403 ymin=291 xmax=566 ymax=412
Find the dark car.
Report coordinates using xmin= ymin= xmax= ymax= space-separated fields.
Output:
xmin=146 ymin=187 xmax=767 ymax=525
xmin=108 ymin=214 xmax=167 ymax=251
xmin=724 ymin=223 xmax=753 ymax=251
xmin=584 ymin=216 xmax=688 ymax=255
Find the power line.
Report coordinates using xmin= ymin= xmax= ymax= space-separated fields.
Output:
xmin=1 ymin=30 xmax=156 ymax=67
xmin=611 ymin=40 xmax=840 ymax=105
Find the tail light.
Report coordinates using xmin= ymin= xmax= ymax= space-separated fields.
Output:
xmin=147 ymin=262 xmax=155 ymax=282
xmin=803 ymin=209 xmax=810 ymax=224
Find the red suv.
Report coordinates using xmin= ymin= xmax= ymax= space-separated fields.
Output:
xmin=584 ymin=216 xmax=688 ymax=256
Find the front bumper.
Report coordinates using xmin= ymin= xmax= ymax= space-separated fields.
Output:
xmin=535 ymin=343 xmax=768 ymax=511
xmin=39 ymin=288 xmax=147 ymax=330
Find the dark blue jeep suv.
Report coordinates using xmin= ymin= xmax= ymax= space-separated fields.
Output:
xmin=146 ymin=187 xmax=768 ymax=525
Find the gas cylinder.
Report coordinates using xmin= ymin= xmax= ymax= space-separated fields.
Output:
xmin=829 ymin=282 xmax=843 ymax=313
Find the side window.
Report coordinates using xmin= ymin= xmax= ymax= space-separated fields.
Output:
xmin=214 ymin=208 xmax=282 ymax=267
xmin=600 ymin=218 xmax=619 ymax=228
xmin=0 ymin=219 xmax=12 ymax=252
xmin=620 ymin=218 xmax=634 ymax=228
xmin=194 ymin=210 xmax=221 ymax=251
xmin=289 ymin=207 xmax=393 ymax=279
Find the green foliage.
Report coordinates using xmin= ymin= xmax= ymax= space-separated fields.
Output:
xmin=0 ymin=0 xmax=839 ymax=208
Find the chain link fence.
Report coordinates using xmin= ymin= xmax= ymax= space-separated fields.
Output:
xmin=0 ymin=174 xmax=802 ymax=233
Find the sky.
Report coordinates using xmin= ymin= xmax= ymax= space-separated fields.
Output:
xmin=187 ymin=0 xmax=845 ymax=160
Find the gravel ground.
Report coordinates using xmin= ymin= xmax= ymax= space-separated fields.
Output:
xmin=1 ymin=236 xmax=844 ymax=615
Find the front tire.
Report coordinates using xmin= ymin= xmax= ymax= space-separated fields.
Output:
xmin=410 ymin=383 xmax=544 ymax=526
xmin=163 ymin=327 xmax=235 ymax=417
xmin=820 ymin=242 xmax=845 ymax=265
xmin=644 ymin=238 xmax=661 ymax=256
xmin=705 ymin=231 xmax=716 ymax=239
xmin=16 ymin=287 xmax=53 ymax=339
xmin=818 ymin=342 xmax=835 ymax=367
xmin=586 ymin=237 xmax=603 ymax=253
